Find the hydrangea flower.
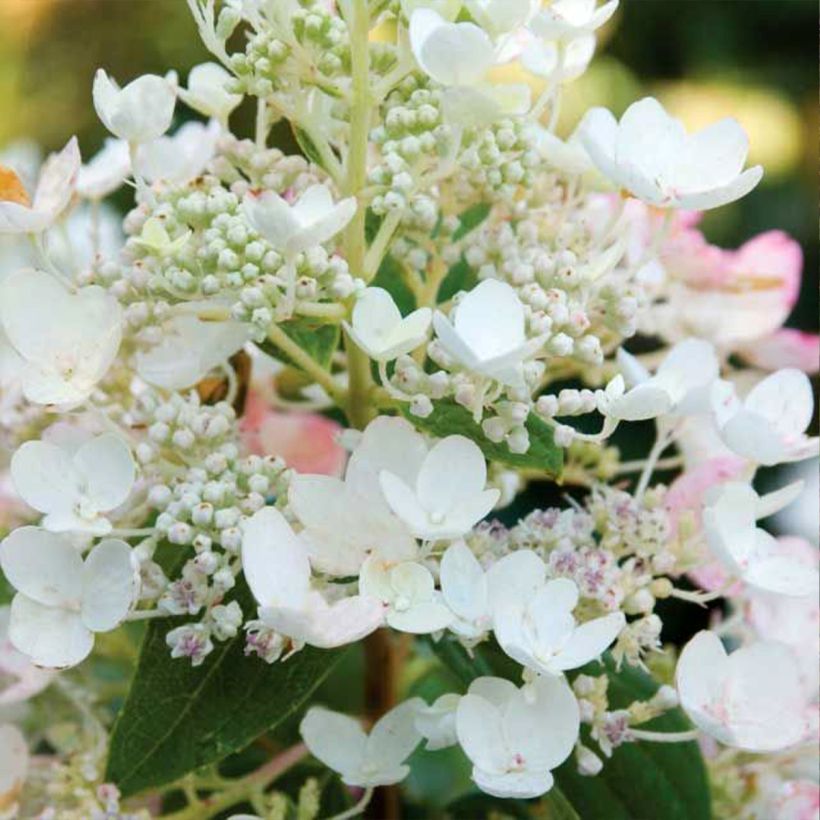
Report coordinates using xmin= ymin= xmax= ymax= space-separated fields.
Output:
xmin=580 ymin=97 xmax=763 ymax=210
xmin=0 ymin=529 xmax=137 ymax=668
xmin=11 ymin=432 xmax=135 ymax=535
xmin=177 ymin=62 xmax=242 ymax=124
xmin=92 ymin=70 xmax=176 ymax=143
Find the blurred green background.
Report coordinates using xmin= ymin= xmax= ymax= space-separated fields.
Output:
xmin=2 ymin=0 xmax=816 ymax=326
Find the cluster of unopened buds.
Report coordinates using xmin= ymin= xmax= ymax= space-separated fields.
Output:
xmin=0 ymin=0 xmax=816 ymax=817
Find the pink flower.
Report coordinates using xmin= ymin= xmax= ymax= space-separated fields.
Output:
xmin=737 ymin=328 xmax=820 ymax=375
xmin=665 ymin=457 xmax=747 ymax=592
xmin=660 ymin=229 xmax=804 ymax=349
xmin=240 ymin=390 xmax=346 ymax=476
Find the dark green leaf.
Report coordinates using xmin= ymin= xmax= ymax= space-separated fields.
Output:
xmin=259 ymin=319 xmax=340 ymax=371
xmin=293 ymin=126 xmax=329 ymax=172
xmin=105 ymin=575 xmax=346 ymax=796
xmin=452 ymin=202 xmax=492 ymax=242
xmin=438 ymin=256 xmax=478 ymax=303
xmin=371 ymin=254 xmax=417 ymax=315
xmin=430 ymin=639 xmax=711 ymax=820
xmin=402 ymin=400 xmax=563 ymax=477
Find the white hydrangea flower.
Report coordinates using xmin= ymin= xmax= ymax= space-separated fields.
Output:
xmin=494 ymin=576 xmax=625 ymax=675
xmin=415 ymin=692 xmax=461 ymax=750
xmin=433 ymin=279 xmax=544 ymax=389
xmin=359 ymin=557 xmax=453 ymax=634
xmin=241 ymin=184 xmax=356 ymax=259
xmin=600 ymin=338 xmax=719 ymax=422
xmin=177 ymin=62 xmax=242 ymax=124
xmin=76 ymin=138 xmax=131 ymax=199
xmin=242 ymin=507 xmax=384 ymax=649
xmin=137 ymin=119 xmax=221 ymax=185
xmin=0 ymin=724 xmax=28 ymax=815
xmin=676 ymin=631 xmax=812 ymax=752
xmin=136 ymin=315 xmax=250 ymax=390
xmin=11 ymin=432 xmax=135 ymax=535
xmin=344 ymin=287 xmax=432 ymax=362
xmin=456 ymin=675 xmax=580 ymax=798
xmin=711 ymin=369 xmax=819 ymax=465
xmin=0 ymin=137 xmax=80 ymax=234
xmin=289 ymin=417 xmax=423 ymax=576
xmin=0 ymin=268 xmax=123 ymax=406
xmin=300 ymin=699 xmax=424 ymax=788
xmin=529 ymin=0 xmax=618 ymax=40
xmin=409 ymin=9 xmax=530 ymax=127
xmin=92 ymin=70 xmax=176 ymax=143
xmin=0 ymin=529 xmax=137 ymax=668
xmin=702 ymin=481 xmax=819 ymax=596
xmin=379 ymin=435 xmax=500 ymax=540
xmin=579 ymin=97 xmax=763 ymax=210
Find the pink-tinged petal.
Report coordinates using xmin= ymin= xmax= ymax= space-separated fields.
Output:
xmin=240 ymin=392 xmax=346 ymax=477
xmin=737 ymin=329 xmax=820 ymax=375
xmin=730 ymin=230 xmax=803 ymax=310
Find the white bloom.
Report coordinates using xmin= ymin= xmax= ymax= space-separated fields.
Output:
xmin=711 ymin=369 xmax=819 ymax=465
xmin=0 ymin=606 xmax=55 ymax=706
xmin=521 ymin=33 xmax=596 ymax=82
xmin=440 ymin=542 xmax=546 ymax=641
xmin=289 ymin=417 xmax=423 ymax=576
xmin=494 ymin=577 xmax=625 ymax=675
xmin=92 ymin=70 xmax=176 ymax=143
xmin=530 ymin=124 xmax=594 ymax=175
xmin=579 ymin=97 xmax=763 ymax=210
xmin=300 ymin=700 xmax=424 ymax=788
xmin=415 ymin=693 xmax=461 ymax=750
xmin=0 ymin=724 xmax=28 ymax=815
xmin=600 ymin=338 xmax=719 ymax=422
xmin=344 ymin=288 xmax=432 ymax=362
xmin=136 ymin=315 xmax=250 ymax=390
xmin=0 ymin=529 xmax=137 ymax=668
xmin=359 ymin=557 xmax=453 ymax=634
xmin=456 ymin=675 xmax=580 ymax=798
xmin=177 ymin=62 xmax=242 ymax=124
xmin=702 ymin=481 xmax=819 ymax=596
xmin=11 ymin=432 xmax=135 ymax=535
xmin=433 ymin=279 xmax=544 ymax=388
xmin=0 ymin=268 xmax=122 ymax=405
xmin=241 ymin=185 xmax=356 ymax=258
xmin=676 ymin=631 xmax=811 ymax=752
xmin=409 ymin=10 xmax=530 ymax=127
xmin=242 ymin=507 xmax=383 ymax=649
xmin=0 ymin=137 xmax=80 ymax=234
xmin=379 ymin=435 xmax=500 ymax=540
xmin=465 ymin=0 xmax=537 ymax=36
xmin=529 ymin=0 xmax=618 ymax=40
xmin=137 ymin=119 xmax=221 ymax=184
xmin=76 ymin=138 xmax=130 ymax=199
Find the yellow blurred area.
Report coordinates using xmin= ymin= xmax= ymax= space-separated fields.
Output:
xmin=657 ymin=81 xmax=803 ymax=178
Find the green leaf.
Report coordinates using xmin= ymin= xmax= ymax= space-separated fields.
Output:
xmin=438 ymin=256 xmax=477 ymax=303
xmin=259 ymin=319 xmax=340 ymax=371
xmin=401 ymin=399 xmax=564 ymax=477
xmin=105 ymin=575 xmax=346 ymax=797
xmin=292 ymin=126 xmax=329 ymax=172
xmin=371 ymin=254 xmax=417 ymax=315
xmin=452 ymin=202 xmax=492 ymax=242
xmin=430 ymin=639 xmax=711 ymax=820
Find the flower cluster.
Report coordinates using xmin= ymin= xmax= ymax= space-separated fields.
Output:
xmin=0 ymin=0 xmax=816 ymax=817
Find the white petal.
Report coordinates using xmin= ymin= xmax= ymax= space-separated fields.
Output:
xmin=81 ymin=539 xmax=136 ymax=632
xmin=453 ymin=280 xmax=526 ymax=363
xmin=32 ymin=136 xmax=81 ymax=219
xmin=387 ymin=600 xmax=453 ymax=634
xmin=300 ymin=706 xmax=367 ymax=777
xmin=379 ymin=471 xmax=430 ymax=536
xmin=0 ymin=723 xmax=28 ymax=804
xmin=416 ymin=435 xmax=487 ymax=514
xmin=456 ymin=693 xmax=508 ymax=773
xmin=606 ymin=381 xmax=673 ymax=421
xmin=486 ymin=549 xmax=547 ymax=612
xmin=73 ymin=433 xmax=135 ymax=512
xmin=11 ymin=439 xmax=80 ymax=518
xmin=9 ymin=594 xmax=93 ymax=669
xmin=554 ymin=612 xmax=626 ymax=671
xmin=242 ymin=191 xmax=300 ymax=252
xmin=241 ymin=507 xmax=310 ymax=608
xmin=745 ymin=369 xmax=813 ymax=436
xmin=718 ymin=409 xmax=786 ymax=465
xmin=366 ymin=697 xmax=425 ymax=768
xmin=473 ymin=767 xmax=554 ymax=800
xmin=756 ymin=480 xmax=805 ymax=520
xmin=0 ymin=527 xmax=83 ymax=607
xmin=467 ymin=676 xmax=518 ymax=707
xmin=676 ymin=631 xmax=728 ymax=719
xmin=440 ymin=541 xmax=488 ymax=622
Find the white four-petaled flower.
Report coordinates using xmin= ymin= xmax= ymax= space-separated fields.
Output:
xmin=676 ymin=631 xmax=811 ymax=752
xmin=11 ymin=432 xmax=135 ymax=535
xmin=580 ymin=97 xmax=763 ymax=210
xmin=300 ymin=700 xmax=424 ymax=788
xmin=0 ymin=529 xmax=137 ymax=668
xmin=456 ymin=675 xmax=580 ymax=798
